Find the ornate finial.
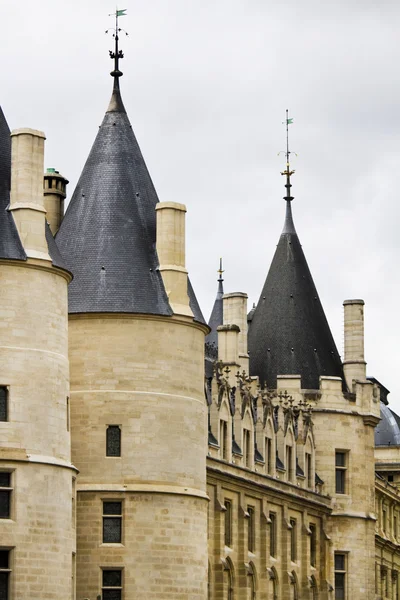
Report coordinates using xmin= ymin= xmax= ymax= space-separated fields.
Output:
xmin=106 ymin=8 xmax=128 ymax=80
xmin=279 ymin=109 xmax=297 ymax=203
xmin=217 ymin=257 xmax=224 ymax=282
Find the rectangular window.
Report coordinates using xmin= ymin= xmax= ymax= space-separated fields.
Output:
xmin=0 ymin=387 xmax=8 ymax=422
xmin=0 ymin=473 xmax=11 ymax=519
xmin=290 ymin=518 xmax=297 ymax=562
xmin=269 ymin=512 xmax=277 ymax=558
xmin=334 ymin=553 xmax=346 ymax=600
xmin=243 ymin=429 xmax=251 ymax=467
xmin=0 ymin=549 xmax=10 ymax=600
xmin=266 ymin=438 xmax=272 ymax=474
xmin=383 ymin=507 xmax=387 ymax=534
xmin=310 ymin=523 xmax=316 ymax=567
xmin=395 ymin=515 xmax=398 ymax=541
xmin=248 ymin=506 xmax=255 ymax=553
xmin=306 ymin=453 xmax=312 ymax=488
xmin=335 ymin=451 xmax=347 ymax=494
xmin=102 ymin=501 xmax=122 ymax=543
xmin=102 ymin=569 xmax=122 ymax=600
xmin=286 ymin=446 xmax=293 ymax=482
xmin=106 ymin=425 xmax=121 ymax=457
xmin=224 ymin=500 xmax=232 ymax=547
xmin=220 ymin=420 xmax=228 ymax=460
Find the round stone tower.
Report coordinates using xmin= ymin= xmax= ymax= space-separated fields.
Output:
xmin=0 ymin=113 xmax=75 ymax=598
xmin=56 ymin=64 xmax=209 ymax=597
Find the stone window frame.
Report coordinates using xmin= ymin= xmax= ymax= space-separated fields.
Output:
xmin=102 ymin=500 xmax=123 ymax=545
xmin=0 ymin=471 xmax=13 ymax=520
xmin=335 ymin=450 xmax=349 ymax=495
xmin=289 ymin=518 xmax=297 ymax=563
xmin=269 ymin=511 xmax=277 ymax=558
xmin=106 ymin=425 xmax=122 ymax=457
xmin=0 ymin=386 xmax=9 ymax=422
xmin=224 ymin=499 xmax=232 ymax=548
xmin=0 ymin=548 xmax=12 ymax=600
xmin=334 ymin=552 xmax=347 ymax=600
xmin=101 ymin=567 xmax=123 ymax=600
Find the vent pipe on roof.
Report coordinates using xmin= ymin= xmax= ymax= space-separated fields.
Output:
xmin=343 ymin=299 xmax=367 ymax=388
xmin=43 ymin=168 xmax=69 ymax=235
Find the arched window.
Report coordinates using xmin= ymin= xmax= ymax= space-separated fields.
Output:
xmin=267 ymin=567 xmax=279 ymax=600
xmin=222 ymin=557 xmax=234 ymax=600
xmin=289 ymin=571 xmax=299 ymax=600
xmin=245 ymin=562 xmax=257 ymax=600
xmin=309 ymin=575 xmax=318 ymax=600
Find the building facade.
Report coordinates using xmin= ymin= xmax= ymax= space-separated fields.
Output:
xmin=0 ymin=48 xmax=400 ymax=600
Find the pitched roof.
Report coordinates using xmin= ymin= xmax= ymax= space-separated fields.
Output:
xmin=248 ymin=199 xmax=345 ymax=390
xmin=56 ymin=80 xmax=205 ymax=317
xmin=0 ymin=106 xmax=26 ymax=261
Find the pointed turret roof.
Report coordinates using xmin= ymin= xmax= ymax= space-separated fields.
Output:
xmin=0 ymin=106 xmax=26 ymax=260
xmin=206 ymin=260 xmax=225 ymax=349
xmin=248 ymin=161 xmax=344 ymax=389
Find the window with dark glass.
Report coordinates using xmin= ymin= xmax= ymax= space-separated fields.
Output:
xmin=102 ymin=501 xmax=122 ymax=543
xmin=335 ymin=451 xmax=347 ymax=494
xmin=306 ymin=453 xmax=312 ymax=488
xmin=243 ymin=429 xmax=251 ymax=467
xmin=224 ymin=500 xmax=232 ymax=547
xmin=290 ymin=518 xmax=297 ymax=562
xmin=310 ymin=523 xmax=316 ymax=567
xmin=106 ymin=426 xmax=121 ymax=457
xmin=266 ymin=438 xmax=272 ymax=474
xmin=248 ymin=506 xmax=255 ymax=552
xmin=269 ymin=512 xmax=277 ymax=558
xmin=334 ymin=553 xmax=346 ymax=600
xmin=0 ymin=473 xmax=11 ymax=519
xmin=0 ymin=549 xmax=10 ymax=600
xmin=102 ymin=568 xmax=122 ymax=600
xmin=220 ymin=420 xmax=228 ymax=460
xmin=0 ymin=388 xmax=8 ymax=422
xmin=286 ymin=446 xmax=293 ymax=482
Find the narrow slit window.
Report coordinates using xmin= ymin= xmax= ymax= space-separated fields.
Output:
xmin=0 ymin=473 xmax=12 ymax=519
xmin=220 ymin=420 xmax=228 ymax=460
xmin=334 ymin=553 xmax=346 ymax=600
xmin=310 ymin=523 xmax=316 ymax=567
xmin=335 ymin=451 xmax=347 ymax=494
xmin=266 ymin=437 xmax=272 ymax=474
xmin=269 ymin=512 xmax=277 ymax=558
xmin=290 ymin=518 xmax=297 ymax=562
xmin=106 ymin=425 xmax=121 ymax=457
xmin=102 ymin=501 xmax=122 ymax=543
xmin=0 ymin=549 xmax=11 ymax=600
xmin=248 ymin=506 xmax=255 ymax=552
xmin=0 ymin=388 xmax=8 ymax=422
xmin=224 ymin=500 xmax=232 ymax=547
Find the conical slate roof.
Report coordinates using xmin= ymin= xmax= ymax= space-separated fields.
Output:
xmin=0 ymin=106 xmax=26 ymax=260
xmin=57 ymin=79 xmax=197 ymax=316
xmin=248 ymin=199 xmax=345 ymax=390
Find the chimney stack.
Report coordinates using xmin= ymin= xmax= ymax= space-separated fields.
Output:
xmin=9 ymin=128 xmax=50 ymax=260
xmin=343 ymin=299 xmax=366 ymax=387
xmin=43 ymin=168 xmax=68 ymax=235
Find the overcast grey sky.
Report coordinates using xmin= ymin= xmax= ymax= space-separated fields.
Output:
xmin=1 ymin=0 xmax=400 ymax=411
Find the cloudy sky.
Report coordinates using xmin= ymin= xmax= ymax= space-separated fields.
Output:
xmin=1 ymin=0 xmax=400 ymax=410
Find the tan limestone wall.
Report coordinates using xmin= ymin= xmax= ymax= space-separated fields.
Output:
xmin=0 ymin=260 xmax=74 ymax=599
xmin=69 ymin=314 xmax=208 ymax=598
xmin=76 ymin=491 xmax=207 ymax=600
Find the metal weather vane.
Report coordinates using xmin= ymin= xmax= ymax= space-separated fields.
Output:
xmin=106 ymin=8 xmax=128 ymax=78
xmin=217 ymin=257 xmax=224 ymax=282
xmin=278 ymin=109 xmax=297 ymax=202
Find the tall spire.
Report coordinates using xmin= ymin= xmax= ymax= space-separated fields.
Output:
xmin=280 ymin=109 xmax=296 ymax=234
xmin=106 ymin=9 xmax=128 ymax=112
xmin=248 ymin=113 xmax=345 ymax=390
xmin=206 ymin=259 xmax=225 ymax=351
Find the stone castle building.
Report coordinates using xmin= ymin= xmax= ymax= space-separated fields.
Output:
xmin=1 ymin=41 xmax=400 ymax=600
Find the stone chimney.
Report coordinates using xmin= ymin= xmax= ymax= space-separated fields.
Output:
xmin=9 ymin=128 xmax=50 ymax=260
xmin=156 ymin=201 xmax=193 ymax=317
xmin=222 ymin=292 xmax=249 ymax=373
xmin=343 ymin=299 xmax=366 ymax=387
xmin=43 ymin=168 xmax=68 ymax=234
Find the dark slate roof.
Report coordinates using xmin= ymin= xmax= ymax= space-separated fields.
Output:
xmin=56 ymin=80 xmax=203 ymax=317
xmin=188 ymin=277 xmax=206 ymax=325
xmin=45 ymin=222 xmax=70 ymax=272
xmin=206 ymin=277 xmax=224 ymax=348
xmin=0 ymin=106 xmax=26 ymax=261
xmin=375 ymin=402 xmax=400 ymax=446
xmin=248 ymin=199 xmax=345 ymax=390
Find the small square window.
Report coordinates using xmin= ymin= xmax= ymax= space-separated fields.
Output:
xmin=103 ymin=501 xmax=122 ymax=543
